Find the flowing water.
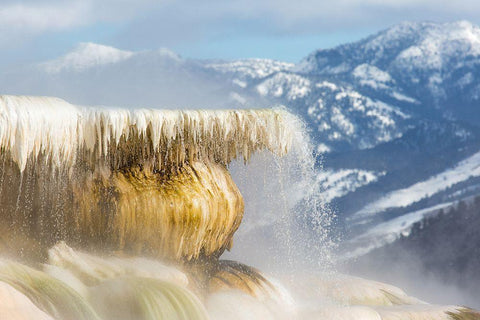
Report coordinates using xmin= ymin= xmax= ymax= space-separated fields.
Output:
xmin=0 ymin=95 xmax=477 ymax=319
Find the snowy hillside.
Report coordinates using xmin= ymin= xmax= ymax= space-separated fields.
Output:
xmin=353 ymin=151 xmax=480 ymax=220
xmin=205 ymin=59 xmax=294 ymax=80
xmin=344 ymin=202 xmax=455 ymax=260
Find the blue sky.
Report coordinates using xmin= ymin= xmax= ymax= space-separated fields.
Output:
xmin=1 ymin=0 xmax=480 ymax=64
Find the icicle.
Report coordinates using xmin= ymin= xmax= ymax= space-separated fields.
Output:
xmin=0 ymin=95 xmax=299 ymax=173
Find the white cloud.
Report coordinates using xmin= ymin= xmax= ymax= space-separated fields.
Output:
xmin=0 ymin=0 xmax=166 ymax=50
xmin=106 ymin=0 xmax=480 ymax=51
xmin=2 ymin=0 xmax=480 ymax=40
xmin=0 ymin=0 xmax=161 ymax=35
xmin=0 ymin=2 xmax=89 ymax=32
xmin=2 ymin=0 xmax=480 ymax=57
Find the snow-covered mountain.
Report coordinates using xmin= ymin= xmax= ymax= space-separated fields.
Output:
xmin=297 ymin=21 xmax=480 ymax=122
xmin=3 ymin=21 xmax=480 ymax=260
xmin=41 ymin=43 xmax=136 ymax=73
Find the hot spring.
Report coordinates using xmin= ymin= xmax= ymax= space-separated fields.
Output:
xmin=0 ymin=95 xmax=477 ymax=319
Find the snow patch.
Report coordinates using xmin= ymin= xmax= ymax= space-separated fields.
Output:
xmin=316 ymin=81 xmax=338 ymax=91
xmin=353 ymin=64 xmax=393 ymax=90
xmin=390 ymin=91 xmax=419 ymax=104
xmin=457 ymin=72 xmax=474 ymax=88
xmin=354 ymin=151 xmax=480 ymax=218
xmin=256 ymin=73 xmax=311 ymax=100
xmin=318 ymin=169 xmax=384 ymax=202
xmin=344 ymin=202 xmax=454 ymax=259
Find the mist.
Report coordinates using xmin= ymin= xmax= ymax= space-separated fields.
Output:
xmin=0 ymin=46 xmax=267 ymax=110
xmin=344 ymin=232 xmax=480 ymax=309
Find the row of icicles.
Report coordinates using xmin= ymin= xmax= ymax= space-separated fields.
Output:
xmin=0 ymin=95 xmax=298 ymax=172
